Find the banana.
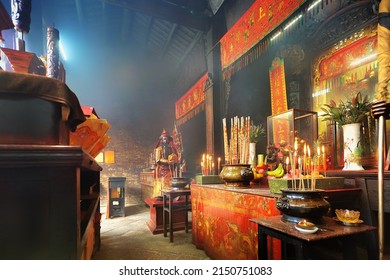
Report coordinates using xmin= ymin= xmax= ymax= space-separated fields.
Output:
xmin=274 ymin=166 xmax=285 ymax=178
xmin=267 ymin=163 xmax=284 ymax=177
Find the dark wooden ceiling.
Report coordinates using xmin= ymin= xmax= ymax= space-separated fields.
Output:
xmin=40 ymin=0 xmax=216 ymax=70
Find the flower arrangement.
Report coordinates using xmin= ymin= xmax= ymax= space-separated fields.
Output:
xmin=249 ymin=122 xmax=266 ymax=143
xmin=320 ymin=92 xmax=372 ymax=126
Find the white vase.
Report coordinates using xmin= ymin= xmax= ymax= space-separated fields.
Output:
xmin=342 ymin=123 xmax=364 ymax=170
xmin=249 ymin=142 xmax=256 ymax=167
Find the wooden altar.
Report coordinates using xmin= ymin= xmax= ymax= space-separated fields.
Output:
xmin=191 ymin=182 xmax=366 ymax=260
xmin=191 ymin=183 xmax=282 ymax=260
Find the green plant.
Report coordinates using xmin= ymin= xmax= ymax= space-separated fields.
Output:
xmin=321 ymin=92 xmax=372 ymax=126
xmin=250 ymin=122 xmax=266 ymax=143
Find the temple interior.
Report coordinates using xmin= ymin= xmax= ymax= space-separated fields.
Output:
xmin=1 ymin=0 xmax=390 ymax=263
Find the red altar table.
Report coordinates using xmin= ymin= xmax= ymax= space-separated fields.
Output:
xmin=190 ymin=183 xmax=282 ymax=260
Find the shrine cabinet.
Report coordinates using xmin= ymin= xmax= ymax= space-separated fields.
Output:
xmin=0 ymin=145 xmax=102 ymax=259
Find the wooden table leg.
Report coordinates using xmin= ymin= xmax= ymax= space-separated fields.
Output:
xmin=163 ymin=194 xmax=167 ymax=238
xmin=258 ymin=227 xmax=269 ymax=259
xmin=185 ymin=194 xmax=189 ymax=233
xmin=169 ymin=193 xmax=173 ymax=242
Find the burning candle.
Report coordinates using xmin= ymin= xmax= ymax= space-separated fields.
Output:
xmin=317 ymin=146 xmax=321 ymax=170
xmin=307 ymin=146 xmax=311 ymax=174
xmin=218 ymin=157 xmax=221 ymax=174
xmin=285 ymin=156 xmax=290 ymax=173
xmin=293 ymin=140 xmax=298 ymax=169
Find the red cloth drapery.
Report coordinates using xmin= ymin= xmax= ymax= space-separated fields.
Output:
xmin=220 ymin=0 xmax=306 ymax=70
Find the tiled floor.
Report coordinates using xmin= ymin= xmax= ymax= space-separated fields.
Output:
xmin=92 ymin=204 xmax=211 ymax=260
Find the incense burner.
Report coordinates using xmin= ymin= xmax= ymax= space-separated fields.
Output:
xmin=219 ymin=164 xmax=254 ymax=188
xmin=170 ymin=177 xmax=190 ymax=189
xmin=276 ymin=189 xmax=330 ymax=223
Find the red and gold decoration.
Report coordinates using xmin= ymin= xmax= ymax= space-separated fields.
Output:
xmin=175 ymin=72 xmax=208 ymax=125
xmin=220 ymin=0 xmax=305 ymax=71
xmin=317 ymin=35 xmax=377 ymax=88
xmin=191 ymin=185 xmax=281 ymax=260
xmin=269 ymin=57 xmax=288 ymax=115
xmin=269 ymin=57 xmax=288 ymax=146
xmin=69 ymin=106 xmax=111 ymax=158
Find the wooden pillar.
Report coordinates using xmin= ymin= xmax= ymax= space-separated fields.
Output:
xmin=205 ymin=74 xmax=214 ymax=156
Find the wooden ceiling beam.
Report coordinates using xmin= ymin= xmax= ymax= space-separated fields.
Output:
xmin=160 ymin=23 xmax=178 ymax=59
xmin=176 ymin=31 xmax=203 ymax=68
xmin=103 ymin=0 xmax=211 ymax=31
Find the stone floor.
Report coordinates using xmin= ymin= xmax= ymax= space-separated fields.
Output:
xmin=92 ymin=204 xmax=211 ymax=260
xmin=92 ymin=204 xmax=390 ymax=260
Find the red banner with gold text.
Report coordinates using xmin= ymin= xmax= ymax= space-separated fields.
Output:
xmin=220 ymin=0 xmax=306 ymax=69
xmin=270 ymin=57 xmax=288 ymax=115
xmin=269 ymin=57 xmax=288 ymax=146
xmin=175 ymin=73 xmax=208 ymax=123
xmin=318 ymin=35 xmax=377 ymax=81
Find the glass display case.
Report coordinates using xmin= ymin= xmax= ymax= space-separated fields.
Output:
xmin=267 ymin=109 xmax=318 ymax=148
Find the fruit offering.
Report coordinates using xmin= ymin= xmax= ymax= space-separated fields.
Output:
xmin=266 ymin=163 xmax=285 ymax=178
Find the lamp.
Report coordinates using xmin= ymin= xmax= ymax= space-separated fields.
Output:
xmin=95 ymin=152 xmax=104 ymax=163
xmin=104 ymin=150 xmax=115 ymax=164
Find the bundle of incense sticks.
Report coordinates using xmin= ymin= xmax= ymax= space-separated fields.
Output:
xmin=222 ymin=116 xmax=251 ymax=165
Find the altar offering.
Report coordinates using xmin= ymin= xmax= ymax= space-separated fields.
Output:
xmin=70 ymin=106 xmax=111 ymax=157
xmin=195 ymin=175 xmax=224 ymax=184
xmin=268 ymin=177 xmax=345 ymax=194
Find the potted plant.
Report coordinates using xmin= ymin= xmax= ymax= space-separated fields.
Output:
xmin=321 ymin=92 xmax=372 ymax=170
xmin=321 ymin=91 xmax=372 ymax=126
xmin=250 ymin=122 xmax=266 ymax=143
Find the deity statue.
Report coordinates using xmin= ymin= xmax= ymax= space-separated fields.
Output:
xmin=153 ymin=129 xmax=179 ymax=197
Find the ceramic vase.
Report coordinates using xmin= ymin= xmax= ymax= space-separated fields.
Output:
xmin=342 ymin=123 xmax=364 ymax=170
xmin=249 ymin=142 xmax=256 ymax=167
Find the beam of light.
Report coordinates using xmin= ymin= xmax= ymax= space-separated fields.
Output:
xmin=270 ymin=31 xmax=282 ymax=41
xmin=59 ymin=40 xmax=67 ymax=61
xmin=350 ymin=53 xmax=377 ymax=67
xmin=284 ymin=14 xmax=302 ymax=31
xmin=312 ymin=88 xmax=330 ymax=98
xmin=307 ymin=0 xmax=322 ymax=11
